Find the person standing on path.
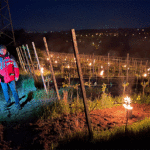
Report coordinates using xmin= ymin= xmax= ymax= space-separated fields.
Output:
xmin=0 ymin=45 xmax=21 ymax=110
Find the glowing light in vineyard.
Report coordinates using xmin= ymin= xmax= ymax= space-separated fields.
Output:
xmin=67 ymin=65 xmax=70 ymax=68
xmin=101 ymin=65 xmax=103 ymax=68
xmin=47 ymin=58 xmax=49 ymax=60
xmin=50 ymin=55 xmax=53 ymax=57
xmin=143 ymin=73 xmax=147 ymax=77
xmin=89 ymin=62 xmax=92 ymax=66
xmin=100 ymin=70 xmax=104 ymax=76
xmin=55 ymin=60 xmax=57 ymax=63
xmin=147 ymin=68 xmax=150 ymax=71
xmin=123 ymin=65 xmax=127 ymax=67
xmin=123 ymin=96 xmax=133 ymax=110
xmin=41 ymin=67 xmax=44 ymax=74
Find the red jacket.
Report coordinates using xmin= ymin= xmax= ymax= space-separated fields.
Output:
xmin=0 ymin=52 xmax=19 ymax=83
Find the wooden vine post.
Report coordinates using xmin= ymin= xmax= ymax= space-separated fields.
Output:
xmin=26 ymin=44 xmax=38 ymax=82
xmin=71 ymin=29 xmax=93 ymax=140
xmin=43 ymin=37 xmax=60 ymax=100
xmin=19 ymin=46 xmax=28 ymax=72
xmin=107 ymin=53 xmax=110 ymax=86
xmin=16 ymin=47 xmax=25 ymax=71
xmin=32 ymin=42 xmax=48 ymax=94
xmin=126 ymin=53 xmax=129 ymax=82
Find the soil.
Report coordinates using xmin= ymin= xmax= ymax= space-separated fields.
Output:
xmin=1 ymin=103 xmax=149 ymax=149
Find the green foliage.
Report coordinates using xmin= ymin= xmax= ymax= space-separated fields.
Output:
xmin=102 ymin=83 xmax=106 ymax=93
xmin=88 ymin=98 xmax=102 ymax=112
xmin=59 ymin=99 xmax=70 ymax=115
xmin=122 ymin=82 xmax=129 ymax=87
xmin=33 ymin=88 xmax=57 ymax=100
xmin=141 ymin=81 xmax=149 ymax=87
xmin=101 ymin=93 xmax=114 ymax=108
xmin=22 ymin=77 xmax=36 ymax=89
xmin=71 ymin=98 xmax=84 ymax=114
xmin=131 ymin=94 xmax=150 ymax=104
xmin=145 ymin=87 xmax=150 ymax=93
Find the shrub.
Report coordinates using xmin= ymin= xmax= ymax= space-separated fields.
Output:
xmin=101 ymin=93 xmax=114 ymax=108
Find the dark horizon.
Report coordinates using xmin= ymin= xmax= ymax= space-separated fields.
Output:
xmin=8 ymin=0 xmax=150 ymax=32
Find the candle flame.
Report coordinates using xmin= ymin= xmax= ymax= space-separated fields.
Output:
xmin=143 ymin=73 xmax=147 ymax=77
xmin=89 ymin=63 xmax=92 ymax=66
xmin=100 ymin=70 xmax=104 ymax=76
xmin=41 ymin=67 xmax=44 ymax=73
xmin=123 ymin=96 xmax=133 ymax=110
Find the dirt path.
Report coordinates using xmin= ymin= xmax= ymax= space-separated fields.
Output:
xmin=31 ymin=103 xmax=150 ymax=149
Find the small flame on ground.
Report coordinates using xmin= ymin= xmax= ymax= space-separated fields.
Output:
xmin=143 ymin=73 xmax=147 ymax=77
xmin=41 ymin=67 xmax=44 ymax=73
xmin=123 ymin=96 xmax=133 ymax=110
xmin=89 ymin=63 xmax=92 ymax=66
xmin=100 ymin=70 xmax=104 ymax=76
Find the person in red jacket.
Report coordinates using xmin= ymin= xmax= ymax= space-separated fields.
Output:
xmin=0 ymin=45 xmax=21 ymax=110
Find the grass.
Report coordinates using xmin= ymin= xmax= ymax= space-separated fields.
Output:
xmin=56 ymin=117 xmax=150 ymax=149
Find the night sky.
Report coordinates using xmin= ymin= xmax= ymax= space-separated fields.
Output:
xmin=9 ymin=0 xmax=150 ymax=32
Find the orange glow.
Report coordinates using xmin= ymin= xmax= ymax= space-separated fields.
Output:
xmin=89 ymin=62 xmax=92 ymax=66
xmin=143 ymin=73 xmax=147 ymax=77
xmin=41 ymin=67 xmax=44 ymax=73
xmin=100 ymin=70 xmax=104 ymax=76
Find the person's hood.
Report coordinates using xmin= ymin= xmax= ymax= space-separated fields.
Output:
xmin=0 ymin=52 xmax=10 ymax=58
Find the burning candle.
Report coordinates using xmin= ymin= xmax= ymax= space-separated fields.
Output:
xmin=100 ymin=70 xmax=104 ymax=76
xmin=41 ymin=67 xmax=44 ymax=74
xmin=89 ymin=62 xmax=92 ymax=66
xmin=143 ymin=73 xmax=147 ymax=77
xmin=123 ymin=96 xmax=133 ymax=120
xmin=123 ymin=96 xmax=133 ymax=110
